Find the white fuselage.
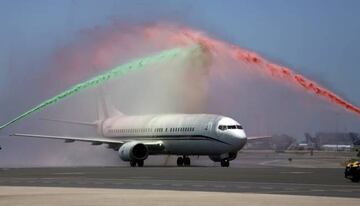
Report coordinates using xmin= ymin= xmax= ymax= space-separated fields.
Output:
xmin=98 ymin=114 xmax=247 ymax=155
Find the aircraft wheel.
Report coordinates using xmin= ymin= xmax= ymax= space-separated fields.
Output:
xmin=177 ymin=157 xmax=184 ymax=166
xmin=184 ymin=157 xmax=191 ymax=166
xmin=130 ymin=161 xmax=137 ymax=167
xmin=351 ymin=176 xmax=360 ymax=182
xmin=137 ymin=160 xmax=144 ymax=167
xmin=221 ymin=159 xmax=230 ymax=167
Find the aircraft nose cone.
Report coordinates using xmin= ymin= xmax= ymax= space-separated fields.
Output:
xmin=234 ymin=129 xmax=247 ymax=139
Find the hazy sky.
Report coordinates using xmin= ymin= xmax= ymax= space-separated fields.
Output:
xmin=1 ymin=0 xmax=359 ymax=103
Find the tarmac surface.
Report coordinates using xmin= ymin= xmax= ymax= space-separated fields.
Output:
xmin=0 ymin=166 xmax=359 ymax=198
xmin=1 ymin=186 xmax=358 ymax=206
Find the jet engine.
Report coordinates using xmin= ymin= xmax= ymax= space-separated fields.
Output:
xmin=118 ymin=141 xmax=149 ymax=161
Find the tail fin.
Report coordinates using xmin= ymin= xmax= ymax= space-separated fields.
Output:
xmin=40 ymin=88 xmax=122 ymax=126
xmin=96 ymin=87 xmax=123 ymax=120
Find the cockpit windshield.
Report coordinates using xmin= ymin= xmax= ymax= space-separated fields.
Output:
xmin=218 ymin=125 xmax=243 ymax=130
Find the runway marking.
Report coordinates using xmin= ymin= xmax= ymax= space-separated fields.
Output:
xmin=78 ymin=178 xmax=360 ymax=188
xmin=311 ymin=189 xmax=325 ymax=192
xmin=128 ymin=176 xmax=152 ymax=179
xmin=191 ymin=184 xmax=204 ymax=187
xmin=236 ymin=186 xmax=249 ymax=189
xmin=284 ymin=188 xmax=295 ymax=191
xmin=260 ymin=186 xmax=273 ymax=190
xmin=259 ymin=160 xmax=283 ymax=166
xmin=334 ymin=189 xmax=352 ymax=193
xmin=280 ymin=171 xmax=313 ymax=174
xmin=171 ymin=184 xmax=183 ymax=187
xmin=53 ymin=172 xmax=85 ymax=175
xmin=3 ymin=177 xmax=359 ymax=191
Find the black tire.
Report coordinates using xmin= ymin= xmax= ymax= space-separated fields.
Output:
xmin=177 ymin=157 xmax=184 ymax=166
xmin=184 ymin=157 xmax=191 ymax=166
xmin=130 ymin=161 xmax=137 ymax=167
xmin=351 ymin=175 xmax=360 ymax=182
xmin=221 ymin=159 xmax=230 ymax=167
xmin=137 ymin=160 xmax=144 ymax=167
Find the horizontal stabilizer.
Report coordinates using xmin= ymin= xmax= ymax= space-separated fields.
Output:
xmin=40 ymin=118 xmax=96 ymax=126
xmin=11 ymin=133 xmax=124 ymax=144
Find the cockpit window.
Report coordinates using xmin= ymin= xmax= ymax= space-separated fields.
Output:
xmin=218 ymin=125 xmax=243 ymax=130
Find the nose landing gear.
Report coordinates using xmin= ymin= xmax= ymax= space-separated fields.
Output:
xmin=221 ymin=159 xmax=230 ymax=167
xmin=177 ymin=156 xmax=191 ymax=166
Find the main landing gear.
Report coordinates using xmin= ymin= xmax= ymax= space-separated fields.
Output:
xmin=177 ymin=156 xmax=191 ymax=166
xmin=130 ymin=160 xmax=144 ymax=167
xmin=220 ymin=159 xmax=230 ymax=167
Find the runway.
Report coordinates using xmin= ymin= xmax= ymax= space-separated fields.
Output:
xmin=0 ymin=167 xmax=359 ymax=198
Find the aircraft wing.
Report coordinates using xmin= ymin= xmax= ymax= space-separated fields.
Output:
xmin=247 ymin=136 xmax=272 ymax=141
xmin=10 ymin=133 xmax=165 ymax=152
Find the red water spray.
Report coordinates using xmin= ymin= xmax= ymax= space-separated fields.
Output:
xmin=144 ymin=25 xmax=360 ymax=116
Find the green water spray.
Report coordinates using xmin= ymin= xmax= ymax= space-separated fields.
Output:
xmin=0 ymin=45 xmax=201 ymax=130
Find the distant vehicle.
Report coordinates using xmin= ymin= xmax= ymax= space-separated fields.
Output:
xmin=10 ymin=93 xmax=266 ymax=167
xmin=345 ymin=161 xmax=360 ymax=182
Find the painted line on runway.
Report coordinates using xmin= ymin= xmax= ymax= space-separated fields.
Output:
xmin=68 ymin=178 xmax=360 ymax=188
xmin=260 ymin=186 xmax=273 ymax=190
xmin=311 ymin=189 xmax=325 ymax=192
xmin=280 ymin=172 xmax=313 ymax=174
xmin=53 ymin=172 xmax=85 ymax=175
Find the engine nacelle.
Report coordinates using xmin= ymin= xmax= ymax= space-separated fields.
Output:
xmin=118 ymin=141 xmax=149 ymax=161
xmin=209 ymin=152 xmax=238 ymax=162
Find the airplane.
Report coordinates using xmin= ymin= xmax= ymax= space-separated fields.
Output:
xmin=11 ymin=94 xmax=265 ymax=167
xmin=320 ymin=144 xmax=352 ymax=151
